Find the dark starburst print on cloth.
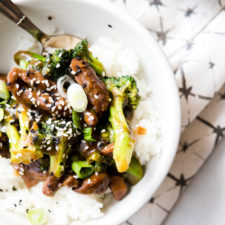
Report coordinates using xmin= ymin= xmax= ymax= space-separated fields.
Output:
xmin=184 ymin=7 xmax=196 ymax=17
xmin=197 ymin=116 xmax=225 ymax=147
xmin=149 ymin=0 xmax=164 ymax=11
xmin=148 ymin=17 xmax=172 ymax=46
xmin=179 ymin=68 xmax=195 ymax=101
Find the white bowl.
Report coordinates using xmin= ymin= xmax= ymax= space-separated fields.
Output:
xmin=0 ymin=0 xmax=181 ymax=224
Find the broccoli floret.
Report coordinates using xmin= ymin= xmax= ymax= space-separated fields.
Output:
xmin=100 ymin=123 xmax=115 ymax=144
xmin=42 ymin=49 xmax=73 ymax=81
xmin=49 ymin=136 xmax=71 ymax=178
xmin=4 ymin=105 xmax=43 ymax=164
xmin=104 ymin=76 xmax=140 ymax=110
xmin=33 ymin=118 xmax=79 ymax=177
xmin=71 ymin=40 xmax=104 ymax=75
xmin=103 ymin=76 xmax=140 ymax=172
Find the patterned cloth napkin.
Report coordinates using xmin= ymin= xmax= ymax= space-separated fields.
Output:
xmin=103 ymin=0 xmax=225 ymax=224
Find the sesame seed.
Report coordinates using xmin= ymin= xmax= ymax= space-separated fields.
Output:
xmin=94 ymin=94 xmax=99 ymax=99
xmin=12 ymin=186 xmax=17 ymax=191
xmin=87 ymin=179 xmax=91 ymax=184
xmin=19 ymin=171 xmax=24 ymax=176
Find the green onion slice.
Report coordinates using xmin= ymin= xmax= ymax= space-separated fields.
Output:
xmin=83 ymin=127 xmax=96 ymax=142
xmin=27 ymin=208 xmax=48 ymax=225
xmin=71 ymin=156 xmax=95 ymax=179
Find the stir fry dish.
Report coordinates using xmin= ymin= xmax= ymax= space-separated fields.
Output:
xmin=0 ymin=40 xmax=143 ymax=201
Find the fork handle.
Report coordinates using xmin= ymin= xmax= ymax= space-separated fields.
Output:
xmin=0 ymin=0 xmax=46 ymax=41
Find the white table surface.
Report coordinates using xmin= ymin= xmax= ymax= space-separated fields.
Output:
xmin=164 ymin=137 xmax=225 ymax=225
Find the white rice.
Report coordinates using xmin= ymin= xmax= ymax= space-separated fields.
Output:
xmin=0 ymin=36 xmax=162 ymax=224
xmin=90 ymin=37 xmax=139 ymax=77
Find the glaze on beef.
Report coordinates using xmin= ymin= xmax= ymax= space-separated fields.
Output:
xmin=7 ymin=68 xmax=70 ymax=116
xmin=70 ymin=59 xmax=109 ymax=114
xmin=42 ymin=175 xmax=60 ymax=196
xmin=83 ymin=110 xmax=98 ymax=126
xmin=109 ymin=176 xmax=128 ymax=200
xmin=75 ymin=172 xmax=109 ymax=194
xmin=13 ymin=162 xmax=47 ymax=188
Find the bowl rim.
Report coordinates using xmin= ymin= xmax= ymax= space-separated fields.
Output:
xmin=3 ymin=0 xmax=181 ymax=224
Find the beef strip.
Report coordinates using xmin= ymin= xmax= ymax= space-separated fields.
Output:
xmin=0 ymin=145 xmax=10 ymax=158
xmin=7 ymin=68 xmax=71 ymax=116
xmin=74 ymin=172 xmax=109 ymax=194
xmin=13 ymin=161 xmax=47 ymax=188
xmin=42 ymin=174 xmax=60 ymax=196
xmin=101 ymin=143 xmax=114 ymax=156
xmin=62 ymin=175 xmax=80 ymax=188
xmin=70 ymin=59 xmax=109 ymax=114
xmin=0 ymin=148 xmax=10 ymax=158
xmin=79 ymin=140 xmax=99 ymax=159
xmin=109 ymin=176 xmax=128 ymax=201
xmin=83 ymin=110 xmax=98 ymax=126
xmin=0 ymin=133 xmax=10 ymax=158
